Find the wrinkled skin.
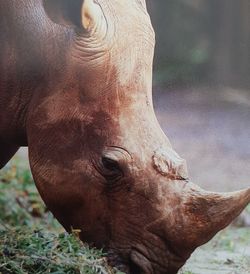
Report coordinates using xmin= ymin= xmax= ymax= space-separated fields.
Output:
xmin=0 ymin=1 xmax=249 ymax=273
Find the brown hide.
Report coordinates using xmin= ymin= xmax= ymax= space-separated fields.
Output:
xmin=0 ymin=1 xmax=249 ymax=273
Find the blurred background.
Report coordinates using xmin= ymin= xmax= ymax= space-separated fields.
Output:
xmin=148 ymin=0 xmax=250 ymax=89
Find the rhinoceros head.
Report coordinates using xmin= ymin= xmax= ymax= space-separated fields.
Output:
xmin=26 ymin=1 xmax=250 ymax=273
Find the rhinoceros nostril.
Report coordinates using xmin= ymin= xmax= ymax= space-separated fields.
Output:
xmin=129 ymin=257 xmax=142 ymax=274
xmin=106 ymin=249 xmax=131 ymax=273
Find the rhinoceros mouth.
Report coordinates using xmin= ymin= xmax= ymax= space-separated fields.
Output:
xmin=107 ymin=230 xmax=186 ymax=274
xmin=130 ymin=246 xmax=184 ymax=274
xmin=128 ymin=233 xmax=187 ymax=274
xmin=106 ymin=247 xmax=147 ymax=273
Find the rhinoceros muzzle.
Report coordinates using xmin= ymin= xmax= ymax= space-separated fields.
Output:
xmin=107 ymin=179 xmax=250 ymax=274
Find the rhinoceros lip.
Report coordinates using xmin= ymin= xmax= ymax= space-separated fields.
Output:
xmin=107 ymin=248 xmax=131 ymax=273
xmin=106 ymin=246 xmax=153 ymax=273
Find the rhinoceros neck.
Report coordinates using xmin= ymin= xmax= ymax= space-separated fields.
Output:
xmin=0 ymin=0 xmax=73 ymax=146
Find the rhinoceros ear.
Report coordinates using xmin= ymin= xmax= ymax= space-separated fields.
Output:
xmin=43 ymin=0 xmax=100 ymax=31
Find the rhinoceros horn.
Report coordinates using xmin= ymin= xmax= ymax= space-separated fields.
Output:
xmin=147 ymin=182 xmax=250 ymax=261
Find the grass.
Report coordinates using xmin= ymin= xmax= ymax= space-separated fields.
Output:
xmin=0 ymin=160 xmax=123 ymax=274
xmin=0 ymin=229 xmax=112 ymax=274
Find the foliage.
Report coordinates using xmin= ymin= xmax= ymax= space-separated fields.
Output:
xmin=150 ymin=0 xmax=211 ymax=86
xmin=0 ymin=163 xmax=55 ymax=229
xmin=149 ymin=0 xmax=250 ymax=88
xmin=0 ymin=228 xmax=113 ymax=274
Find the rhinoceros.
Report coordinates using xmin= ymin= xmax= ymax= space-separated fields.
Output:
xmin=0 ymin=0 xmax=249 ymax=273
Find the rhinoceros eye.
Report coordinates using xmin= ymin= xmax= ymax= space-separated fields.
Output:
xmin=100 ymin=156 xmax=123 ymax=182
xmin=102 ymin=157 xmax=120 ymax=172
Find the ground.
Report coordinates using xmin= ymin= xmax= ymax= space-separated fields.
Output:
xmin=10 ymin=86 xmax=250 ymax=273
xmin=181 ymin=227 xmax=250 ymax=274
